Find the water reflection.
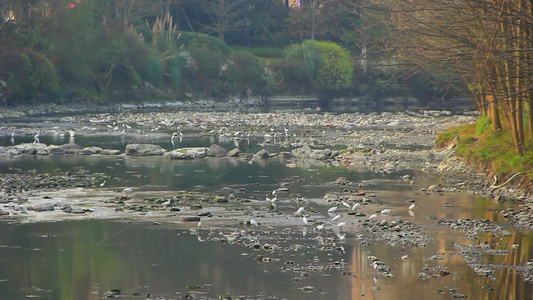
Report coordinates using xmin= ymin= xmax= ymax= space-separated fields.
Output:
xmin=0 ymin=220 xmax=531 ymax=300
xmin=0 ymin=221 xmax=354 ymax=299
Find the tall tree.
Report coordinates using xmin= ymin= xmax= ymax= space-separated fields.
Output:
xmin=193 ymin=0 xmax=248 ymax=41
xmin=376 ymin=0 xmax=533 ymax=155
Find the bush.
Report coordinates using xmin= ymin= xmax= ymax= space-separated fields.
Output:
xmin=6 ymin=51 xmax=60 ymax=103
xmin=177 ymin=32 xmax=231 ymax=55
xmin=284 ymin=40 xmax=353 ymax=93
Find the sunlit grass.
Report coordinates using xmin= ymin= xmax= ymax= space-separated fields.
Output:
xmin=436 ymin=117 xmax=533 ymax=187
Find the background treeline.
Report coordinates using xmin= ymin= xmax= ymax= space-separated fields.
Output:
xmin=0 ymin=0 xmax=456 ymax=107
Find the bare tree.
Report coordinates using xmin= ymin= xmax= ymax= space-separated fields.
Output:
xmin=360 ymin=0 xmax=533 ymax=155
xmin=197 ymin=0 xmax=248 ymax=41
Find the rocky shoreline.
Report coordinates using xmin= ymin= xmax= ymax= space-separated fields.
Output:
xmin=1 ymin=104 xmax=532 ymax=290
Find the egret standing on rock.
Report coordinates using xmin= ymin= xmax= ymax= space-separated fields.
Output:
xmin=33 ymin=131 xmax=40 ymax=144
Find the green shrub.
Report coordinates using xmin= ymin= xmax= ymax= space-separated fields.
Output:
xmin=284 ymin=40 xmax=353 ymax=92
xmin=6 ymin=51 xmax=60 ymax=103
xmin=178 ymin=32 xmax=231 ymax=55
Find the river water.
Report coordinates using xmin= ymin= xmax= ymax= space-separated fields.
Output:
xmin=0 ymin=112 xmax=531 ymax=299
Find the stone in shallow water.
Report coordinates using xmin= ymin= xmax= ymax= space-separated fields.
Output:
xmin=83 ymin=146 xmax=102 ymax=154
xmin=29 ymin=203 xmax=55 ymax=212
xmin=227 ymin=148 xmax=240 ymax=157
xmin=207 ymin=143 xmax=226 ymax=157
xmin=46 ymin=145 xmax=65 ymax=155
xmin=101 ymin=149 xmax=121 ymax=155
xmin=125 ymin=144 xmax=166 ymax=156
xmin=163 ymin=147 xmax=208 ymax=159
xmin=256 ymin=149 xmax=269 ymax=159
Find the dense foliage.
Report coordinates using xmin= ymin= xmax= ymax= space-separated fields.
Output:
xmin=0 ymin=0 xmax=446 ymax=105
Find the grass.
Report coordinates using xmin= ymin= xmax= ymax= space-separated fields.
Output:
xmin=436 ymin=117 xmax=533 ymax=189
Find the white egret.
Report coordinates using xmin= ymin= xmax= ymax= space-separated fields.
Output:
xmin=296 ymin=207 xmax=305 ymax=215
xmin=342 ymin=201 xmax=350 ymax=208
xmin=381 ymin=208 xmax=391 ymax=214
xmin=302 ymin=215 xmax=309 ymax=225
xmin=123 ymin=187 xmax=133 ymax=193
xmin=249 ymin=218 xmax=258 ymax=226
xmin=337 ymin=222 xmax=346 ymax=227
xmin=332 ymin=214 xmax=341 ymax=221
xmin=352 ymin=203 xmax=362 ymax=211
xmin=99 ymin=181 xmax=106 ymax=187
xmin=266 ymin=196 xmax=277 ymax=203
xmin=328 ymin=206 xmax=338 ymax=213
xmin=409 ymin=202 xmax=416 ymax=210
xmin=369 ymin=213 xmax=378 ymax=219
xmin=33 ymin=131 xmax=40 ymax=144
xmin=316 ymin=223 xmax=324 ymax=230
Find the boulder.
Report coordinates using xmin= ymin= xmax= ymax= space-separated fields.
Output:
xmin=72 ymin=149 xmax=93 ymax=155
xmin=15 ymin=143 xmax=48 ymax=155
xmin=207 ymin=144 xmax=227 ymax=157
xmin=255 ymin=149 xmax=270 ymax=159
xmin=227 ymin=148 xmax=240 ymax=157
xmin=291 ymin=145 xmax=312 ymax=158
xmin=46 ymin=145 xmax=66 ymax=155
xmin=310 ymin=149 xmax=332 ymax=160
xmin=0 ymin=146 xmax=20 ymax=156
xmin=61 ymin=143 xmax=82 ymax=153
xmin=83 ymin=146 xmax=103 ymax=154
xmin=279 ymin=152 xmax=293 ymax=158
xmin=125 ymin=144 xmax=166 ymax=156
xmin=29 ymin=203 xmax=55 ymax=212
xmin=163 ymin=147 xmax=208 ymax=159
xmin=292 ymin=145 xmax=332 ymax=160
xmin=101 ymin=149 xmax=122 ymax=155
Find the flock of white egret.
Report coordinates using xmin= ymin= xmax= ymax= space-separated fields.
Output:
xmin=245 ymin=189 xmax=419 ymax=243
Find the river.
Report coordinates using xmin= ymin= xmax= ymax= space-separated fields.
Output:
xmin=0 ymin=109 xmax=531 ymax=299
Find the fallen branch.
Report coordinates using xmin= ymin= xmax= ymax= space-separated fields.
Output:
xmin=490 ymin=172 xmax=524 ymax=190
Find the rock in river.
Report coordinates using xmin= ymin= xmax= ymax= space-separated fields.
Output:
xmin=46 ymin=145 xmax=66 ymax=155
xmin=163 ymin=147 xmax=208 ymax=159
xmin=125 ymin=144 xmax=166 ymax=156
xmin=256 ymin=149 xmax=270 ymax=159
xmin=101 ymin=149 xmax=122 ymax=155
xmin=207 ymin=144 xmax=227 ymax=157
xmin=227 ymin=148 xmax=240 ymax=157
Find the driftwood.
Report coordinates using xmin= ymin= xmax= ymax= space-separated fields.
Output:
xmin=489 ymin=172 xmax=524 ymax=190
